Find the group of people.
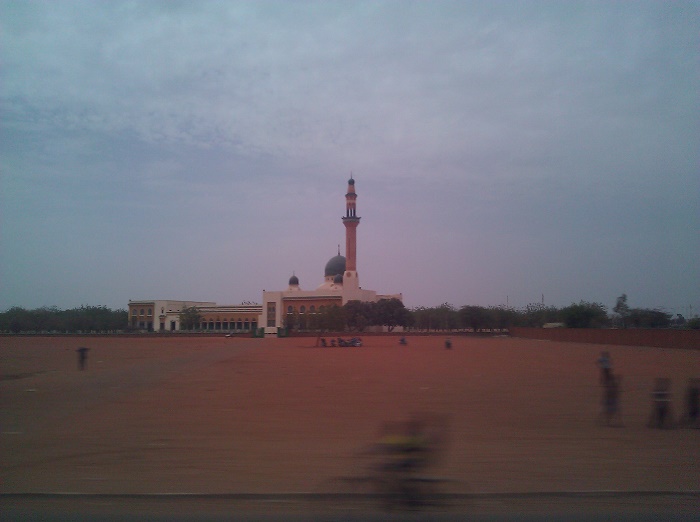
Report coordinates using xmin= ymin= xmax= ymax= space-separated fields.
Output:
xmin=397 ymin=337 xmax=451 ymax=349
xmin=597 ymin=351 xmax=699 ymax=429
xmin=320 ymin=337 xmax=362 ymax=347
xmin=649 ymin=376 xmax=700 ymax=429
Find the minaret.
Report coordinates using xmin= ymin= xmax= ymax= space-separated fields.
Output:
xmin=342 ymin=176 xmax=360 ymax=289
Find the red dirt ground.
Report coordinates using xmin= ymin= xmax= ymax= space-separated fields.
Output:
xmin=1 ymin=335 xmax=698 ymax=501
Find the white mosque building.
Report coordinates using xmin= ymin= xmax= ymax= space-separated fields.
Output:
xmin=260 ymin=177 xmax=402 ymax=333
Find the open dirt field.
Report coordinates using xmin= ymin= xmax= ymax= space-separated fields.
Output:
xmin=1 ymin=335 xmax=699 ymax=517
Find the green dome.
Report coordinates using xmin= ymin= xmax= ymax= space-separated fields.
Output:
xmin=324 ymin=255 xmax=346 ymax=277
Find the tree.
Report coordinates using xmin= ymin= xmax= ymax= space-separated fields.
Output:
xmin=560 ymin=301 xmax=609 ymax=328
xmin=372 ymin=298 xmax=411 ymax=332
xmin=517 ymin=303 xmax=561 ymax=327
xmin=0 ymin=305 xmax=127 ymax=333
xmin=29 ymin=306 xmax=61 ymax=332
xmin=179 ymin=306 xmax=202 ymax=331
xmin=687 ymin=317 xmax=700 ymax=330
xmin=343 ymin=300 xmax=372 ymax=331
xmin=489 ymin=306 xmax=517 ymax=330
xmin=410 ymin=306 xmax=433 ymax=331
xmin=2 ymin=307 xmax=31 ymax=333
xmin=316 ymin=304 xmax=346 ymax=332
xmin=298 ymin=311 xmax=308 ymax=331
xmin=628 ymin=308 xmax=671 ymax=328
xmin=285 ymin=309 xmax=299 ymax=331
xmin=458 ymin=305 xmax=491 ymax=332
xmin=434 ymin=303 xmax=458 ymax=331
xmin=613 ymin=294 xmax=630 ymax=328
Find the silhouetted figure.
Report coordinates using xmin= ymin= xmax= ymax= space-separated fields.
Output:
xmin=76 ymin=347 xmax=89 ymax=371
xmin=399 ymin=337 xmax=407 ymax=345
xmin=444 ymin=338 xmax=452 ymax=350
xmin=320 ymin=338 xmax=327 ymax=347
xmin=682 ymin=378 xmax=699 ymax=428
xmin=597 ymin=351 xmax=612 ymax=385
xmin=602 ymin=373 xmax=622 ymax=426
xmin=649 ymin=378 xmax=673 ymax=429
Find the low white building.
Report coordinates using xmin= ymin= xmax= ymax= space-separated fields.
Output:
xmin=128 ymin=299 xmax=261 ymax=332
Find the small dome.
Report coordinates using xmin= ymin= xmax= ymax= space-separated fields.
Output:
xmin=348 ymin=177 xmax=355 ymax=185
xmin=324 ymin=254 xmax=346 ymax=277
xmin=289 ymin=274 xmax=299 ymax=286
xmin=333 ymin=273 xmax=343 ymax=284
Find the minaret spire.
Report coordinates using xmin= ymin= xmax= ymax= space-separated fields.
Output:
xmin=342 ymin=176 xmax=360 ymax=287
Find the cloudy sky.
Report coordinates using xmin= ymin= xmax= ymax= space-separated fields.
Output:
xmin=1 ymin=1 xmax=698 ymax=315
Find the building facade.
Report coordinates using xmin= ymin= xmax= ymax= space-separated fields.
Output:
xmin=127 ymin=300 xmax=261 ymax=332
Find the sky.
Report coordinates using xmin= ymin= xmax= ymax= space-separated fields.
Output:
xmin=1 ymin=1 xmax=698 ymax=315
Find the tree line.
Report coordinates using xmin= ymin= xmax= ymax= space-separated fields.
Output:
xmin=284 ymin=298 xmax=412 ymax=333
xmin=1 ymin=295 xmax=697 ymax=333
xmin=409 ymin=295 xmax=696 ymax=332
xmin=0 ymin=306 xmax=127 ymax=333
xmin=179 ymin=298 xmax=412 ymax=333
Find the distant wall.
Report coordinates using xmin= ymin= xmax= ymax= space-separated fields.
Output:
xmin=510 ymin=327 xmax=700 ymax=350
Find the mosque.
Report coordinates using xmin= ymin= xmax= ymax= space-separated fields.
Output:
xmin=260 ymin=177 xmax=402 ymax=333
xmin=128 ymin=177 xmax=401 ymax=333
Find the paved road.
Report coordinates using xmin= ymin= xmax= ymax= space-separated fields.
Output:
xmin=2 ymin=492 xmax=700 ymax=521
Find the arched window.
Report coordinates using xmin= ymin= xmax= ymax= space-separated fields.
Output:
xmin=209 ymin=321 xmax=214 ymax=330
xmin=300 ymin=305 xmax=306 ymax=314
xmin=244 ymin=320 xmax=249 ymax=330
xmin=287 ymin=305 xmax=293 ymax=313
xmin=310 ymin=305 xmax=315 ymax=313
xmin=140 ymin=309 xmax=145 ymax=316
xmin=147 ymin=308 xmax=152 ymax=316
xmin=132 ymin=309 xmax=137 ymax=316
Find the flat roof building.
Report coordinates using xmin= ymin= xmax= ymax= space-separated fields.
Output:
xmin=127 ymin=300 xmax=260 ymax=333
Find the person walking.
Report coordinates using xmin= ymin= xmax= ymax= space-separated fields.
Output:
xmin=597 ymin=351 xmax=612 ymax=385
xmin=650 ymin=378 xmax=673 ymax=429
xmin=602 ymin=373 xmax=622 ymax=426
xmin=76 ymin=347 xmax=89 ymax=371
